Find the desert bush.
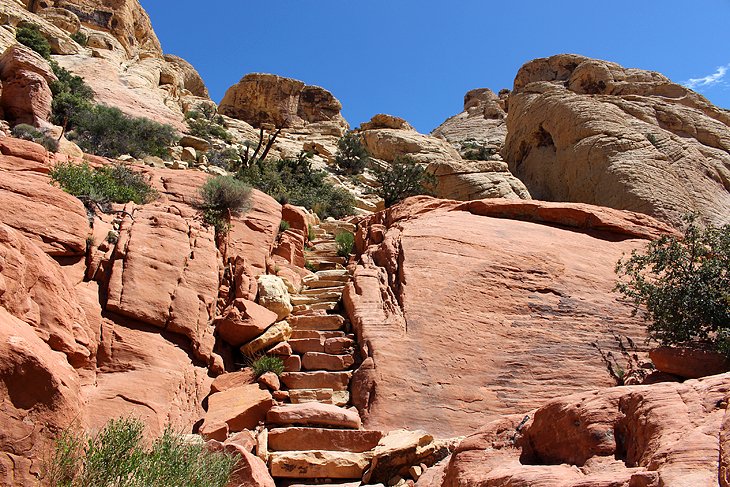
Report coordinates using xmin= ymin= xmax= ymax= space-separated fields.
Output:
xmin=308 ymin=224 xmax=316 ymax=242
xmin=374 ymin=155 xmax=437 ymax=208
xmin=251 ymin=355 xmax=285 ymax=377
xmin=460 ymin=139 xmax=497 ymax=160
xmin=335 ymin=132 xmax=370 ymax=175
xmin=185 ymin=109 xmax=232 ymax=143
xmin=279 ymin=220 xmax=291 ymax=233
xmin=11 ymin=123 xmax=59 ymax=152
xmin=50 ymin=162 xmax=157 ymax=208
xmin=45 ymin=417 xmax=237 ymax=487
xmin=207 ymin=147 xmax=241 ymax=170
xmin=70 ymin=31 xmax=88 ymax=46
xmin=16 ymin=23 xmax=51 ymax=59
xmin=49 ymin=62 xmax=95 ymax=127
xmin=198 ymin=175 xmax=252 ymax=235
xmin=236 ymin=152 xmax=355 ymax=220
xmin=615 ymin=215 xmax=730 ymax=354
xmin=336 ymin=231 xmax=354 ymax=257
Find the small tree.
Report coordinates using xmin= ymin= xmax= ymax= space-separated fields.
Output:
xmin=199 ymin=175 xmax=252 ymax=235
xmin=615 ymin=216 xmax=730 ymax=354
xmin=16 ymin=24 xmax=51 ymax=59
xmin=374 ymin=155 xmax=437 ymax=208
xmin=335 ymin=132 xmax=370 ymax=175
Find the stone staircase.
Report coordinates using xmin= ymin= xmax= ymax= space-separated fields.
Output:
xmin=265 ymin=222 xmax=384 ymax=484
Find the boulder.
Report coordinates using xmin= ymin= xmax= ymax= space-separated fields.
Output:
xmin=201 ymin=384 xmax=273 ymax=434
xmin=219 ymin=73 xmax=348 ymax=135
xmin=240 ymin=320 xmax=292 ymax=356
xmin=228 ymin=449 xmax=276 ymax=487
xmin=211 ymin=369 xmax=256 ymax=394
xmin=178 ymin=134 xmax=211 ymax=152
xmin=503 ymin=54 xmax=730 ymax=227
xmin=0 ymin=44 xmax=56 ymax=126
xmin=214 ymin=298 xmax=278 ymax=347
xmin=163 ymin=54 xmax=209 ymax=98
xmin=269 ymin=451 xmax=372 ymax=479
xmin=650 ymin=346 xmax=730 ymax=379
xmin=267 ymin=403 xmax=362 ymax=429
xmin=257 ymin=275 xmax=293 ymax=320
xmin=257 ymin=371 xmax=281 ymax=391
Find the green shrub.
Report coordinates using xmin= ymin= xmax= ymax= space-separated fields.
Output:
xmin=615 ymin=215 xmax=730 ymax=354
xmin=69 ymin=105 xmax=177 ymax=159
xmin=198 ymin=175 xmax=251 ymax=235
xmin=50 ymin=162 xmax=157 ymax=208
xmin=185 ymin=109 xmax=232 ymax=143
xmin=251 ymin=355 xmax=285 ymax=378
xmin=236 ymin=153 xmax=355 ymax=220
xmin=49 ymin=62 xmax=95 ymax=127
xmin=308 ymin=224 xmax=316 ymax=242
xmin=460 ymin=139 xmax=497 ymax=160
xmin=70 ymin=31 xmax=88 ymax=46
xmin=11 ymin=123 xmax=59 ymax=152
xmin=336 ymin=231 xmax=354 ymax=257
xmin=335 ymin=132 xmax=370 ymax=175
xmin=279 ymin=220 xmax=291 ymax=233
xmin=374 ymin=155 xmax=437 ymax=208
xmin=45 ymin=417 xmax=237 ymax=487
xmin=206 ymin=147 xmax=240 ymax=170
xmin=305 ymin=261 xmax=317 ymax=272
xmin=16 ymin=23 xmax=51 ymax=59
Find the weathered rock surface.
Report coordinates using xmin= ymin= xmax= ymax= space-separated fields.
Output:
xmin=268 ymin=427 xmax=383 ymax=453
xmin=419 ymin=373 xmax=730 ymax=487
xmin=0 ymin=44 xmax=57 ymax=126
xmin=345 ymin=196 xmax=674 ymax=437
xmin=163 ymin=54 xmax=209 ymax=98
xmin=220 ymin=73 xmax=348 ymax=135
xmin=503 ymin=54 xmax=730 ymax=227
xmin=269 ymin=450 xmax=372 ymax=479
xmin=215 ymin=298 xmax=278 ymax=347
xmin=267 ymin=403 xmax=362 ymax=429
xmin=202 ymin=384 xmax=273 ymax=435
xmin=650 ymin=345 xmax=730 ymax=379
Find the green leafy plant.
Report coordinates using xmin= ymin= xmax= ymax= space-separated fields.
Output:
xmin=615 ymin=215 xmax=730 ymax=355
xmin=308 ymin=224 xmax=316 ymax=242
xmin=45 ymin=417 xmax=237 ymax=487
xmin=279 ymin=220 xmax=291 ymax=233
xmin=106 ymin=231 xmax=119 ymax=244
xmin=16 ymin=23 xmax=51 ymax=59
xmin=50 ymin=162 xmax=157 ymax=210
xmin=198 ymin=175 xmax=252 ymax=235
xmin=305 ymin=260 xmax=317 ymax=273
xmin=374 ymin=155 xmax=437 ymax=208
xmin=49 ymin=62 xmax=95 ymax=128
xmin=236 ymin=152 xmax=355 ymax=220
xmin=251 ymin=355 xmax=285 ymax=378
xmin=185 ymin=108 xmax=232 ymax=143
xmin=336 ymin=231 xmax=354 ymax=257
xmin=460 ymin=139 xmax=497 ymax=160
xmin=70 ymin=31 xmax=88 ymax=46
xmin=11 ymin=123 xmax=59 ymax=152
xmin=335 ymin=132 xmax=371 ymax=175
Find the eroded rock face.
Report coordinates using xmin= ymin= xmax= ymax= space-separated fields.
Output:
xmin=219 ymin=73 xmax=348 ymax=135
xmin=344 ymin=196 xmax=674 ymax=438
xmin=419 ymin=373 xmax=730 ymax=487
xmin=503 ymin=54 xmax=730 ymax=227
xmin=0 ymin=44 xmax=56 ymax=126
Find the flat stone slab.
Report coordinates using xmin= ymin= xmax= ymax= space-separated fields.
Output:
xmin=269 ymin=451 xmax=372 ymax=479
xmin=266 ymin=403 xmax=361 ymax=429
xmin=302 ymin=352 xmax=355 ymax=371
xmin=281 ymin=371 xmax=352 ymax=391
xmin=289 ymin=314 xmax=345 ymax=331
xmin=268 ymin=427 xmax=383 ymax=453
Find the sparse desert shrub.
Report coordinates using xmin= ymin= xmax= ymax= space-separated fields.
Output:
xmin=185 ymin=108 xmax=232 ymax=143
xmin=11 ymin=123 xmax=58 ymax=152
xmin=251 ymin=355 xmax=285 ymax=378
xmin=335 ymin=132 xmax=370 ymax=175
xmin=279 ymin=220 xmax=291 ymax=233
xmin=49 ymin=62 xmax=95 ymax=127
xmin=206 ymin=147 xmax=241 ymax=170
xmin=70 ymin=31 xmax=88 ymax=46
xmin=16 ymin=23 xmax=51 ymax=59
xmin=308 ymin=224 xmax=316 ymax=242
xmin=45 ymin=417 xmax=237 ymax=487
xmin=236 ymin=152 xmax=355 ymax=220
xmin=336 ymin=231 xmax=354 ymax=257
xmin=305 ymin=260 xmax=317 ymax=272
xmin=615 ymin=215 xmax=730 ymax=355
xmin=460 ymin=139 xmax=497 ymax=160
xmin=374 ymin=155 xmax=437 ymax=208
xmin=50 ymin=162 xmax=157 ymax=209
xmin=198 ymin=175 xmax=252 ymax=235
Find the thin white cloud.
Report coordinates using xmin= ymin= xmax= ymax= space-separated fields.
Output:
xmin=683 ymin=64 xmax=729 ymax=90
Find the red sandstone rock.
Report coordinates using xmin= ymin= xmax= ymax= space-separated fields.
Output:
xmin=257 ymin=371 xmax=281 ymax=391
xmin=282 ymin=204 xmax=311 ymax=235
xmin=302 ymin=352 xmax=355 ymax=371
xmin=211 ymin=369 xmax=256 ymax=394
xmin=0 ymin=45 xmax=56 ymax=126
xmin=345 ymin=196 xmax=674 ymax=437
xmin=225 ymin=191 xmax=282 ymax=276
xmin=268 ymin=341 xmax=293 ymax=356
xmin=650 ymin=345 xmax=730 ymax=379
xmin=224 ymin=430 xmax=257 ymax=453
xmin=214 ymin=298 xmax=278 ymax=347
xmin=268 ymin=427 xmax=383 ymax=453
xmin=228 ymin=449 xmax=276 ymax=487
xmin=202 ymin=384 xmax=273 ymax=433
xmin=267 ymin=403 xmax=362 ymax=429
xmin=0 ymin=136 xmax=48 ymax=166
xmin=273 ymin=229 xmax=306 ymax=268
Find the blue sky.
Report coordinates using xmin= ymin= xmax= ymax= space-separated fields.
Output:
xmin=140 ymin=1 xmax=730 ymax=134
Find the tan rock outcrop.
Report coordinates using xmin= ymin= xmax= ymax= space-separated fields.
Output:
xmin=503 ymin=54 xmax=730 ymax=227
xmin=219 ymin=73 xmax=348 ymax=135
xmin=0 ymin=44 xmax=56 ymax=126
xmin=163 ymin=54 xmax=209 ymax=98
xmin=345 ymin=196 xmax=674 ymax=438
xmin=420 ymin=373 xmax=730 ymax=487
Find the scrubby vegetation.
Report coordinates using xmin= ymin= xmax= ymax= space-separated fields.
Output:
xmin=198 ymin=175 xmax=252 ymax=235
xmin=460 ymin=139 xmax=498 ymax=160
xmin=45 ymin=417 xmax=237 ymax=487
xmin=374 ymin=155 xmax=436 ymax=208
xmin=615 ymin=215 xmax=730 ymax=355
xmin=49 ymin=62 xmax=96 ymax=128
xmin=11 ymin=124 xmax=58 ymax=152
xmin=336 ymin=231 xmax=354 ymax=257
xmin=50 ymin=162 xmax=157 ymax=209
xmin=279 ymin=220 xmax=291 ymax=233
xmin=16 ymin=23 xmax=51 ymax=59
xmin=335 ymin=132 xmax=370 ymax=175
xmin=251 ymin=355 xmax=285 ymax=377
xmin=185 ymin=106 xmax=232 ymax=143
xmin=70 ymin=31 xmax=88 ymax=46
xmin=236 ymin=152 xmax=355 ymax=219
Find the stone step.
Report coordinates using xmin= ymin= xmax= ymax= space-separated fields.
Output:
xmin=305 ymin=270 xmax=350 ymax=281
xmin=291 ymin=292 xmax=342 ymax=306
xmin=281 ymin=371 xmax=352 ymax=391
xmin=319 ymin=221 xmax=356 ymax=235
xmin=291 ymin=329 xmax=346 ymax=340
xmin=304 ymin=279 xmax=351 ymax=289
xmin=266 ymin=403 xmax=361 ymax=429
xmin=269 ymin=450 xmax=372 ymax=479
xmin=308 ymin=302 xmax=340 ymax=312
xmin=289 ymin=389 xmax=349 ymax=407
xmin=324 ymin=337 xmax=356 ymax=355
xmin=300 ymin=285 xmax=346 ymax=295
xmin=304 ymin=256 xmax=347 ymax=266
xmin=290 ymin=337 xmax=325 ymax=354
xmin=268 ymin=428 xmax=383 ymax=453
xmin=308 ymin=261 xmax=345 ymax=272
xmin=289 ymin=314 xmax=345 ymax=331
xmin=302 ymin=352 xmax=355 ymax=372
